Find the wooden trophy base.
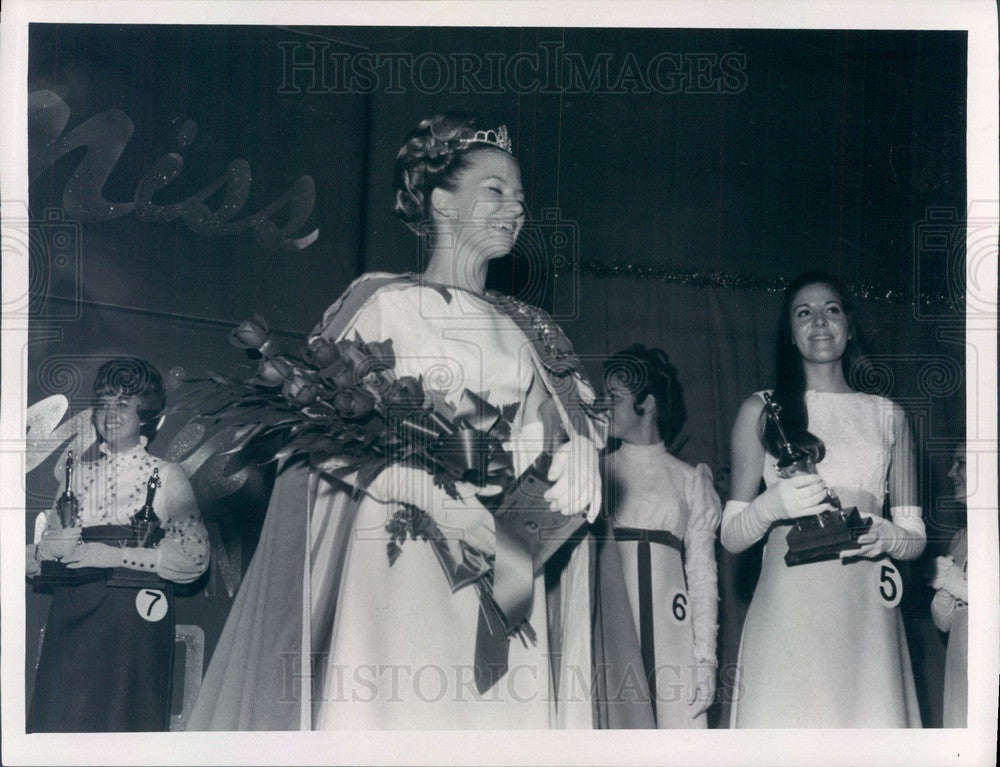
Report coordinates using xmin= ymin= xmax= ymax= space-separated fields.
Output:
xmin=106 ymin=566 xmax=170 ymax=590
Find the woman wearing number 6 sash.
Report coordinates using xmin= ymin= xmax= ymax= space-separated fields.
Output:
xmin=188 ymin=114 xmax=611 ymax=730
xmin=721 ymin=272 xmax=924 ymax=728
xmin=600 ymin=346 xmax=721 ymax=728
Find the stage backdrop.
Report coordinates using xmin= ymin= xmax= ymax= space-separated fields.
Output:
xmin=23 ymin=24 xmax=371 ymax=716
xmin=23 ymin=24 xmax=966 ymax=727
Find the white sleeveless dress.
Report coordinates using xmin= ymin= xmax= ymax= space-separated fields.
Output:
xmin=730 ymin=391 xmax=921 ymax=728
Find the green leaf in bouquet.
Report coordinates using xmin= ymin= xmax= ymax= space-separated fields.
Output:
xmin=207 ymin=371 xmax=234 ymax=387
xmin=438 ymin=475 xmax=460 ymax=501
xmin=387 ymin=541 xmax=402 ymax=566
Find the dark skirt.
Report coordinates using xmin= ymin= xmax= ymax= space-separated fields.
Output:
xmin=28 ymin=525 xmax=175 ymax=732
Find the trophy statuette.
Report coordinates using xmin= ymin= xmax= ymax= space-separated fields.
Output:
xmin=107 ymin=468 xmax=168 ymax=588
xmin=55 ymin=450 xmax=81 ymax=528
xmin=36 ymin=451 xmax=90 ymax=587
xmin=761 ymin=393 xmax=872 ymax=566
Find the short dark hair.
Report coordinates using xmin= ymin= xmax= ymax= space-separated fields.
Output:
xmin=92 ymin=357 xmax=166 ymax=442
xmin=603 ymin=344 xmax=687 ymax=446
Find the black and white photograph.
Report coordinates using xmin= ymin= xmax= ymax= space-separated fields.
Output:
xmin=1 ymin=1 xmax=997 ymax=765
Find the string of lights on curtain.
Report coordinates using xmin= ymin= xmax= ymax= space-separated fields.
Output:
xmin=574 ymin=258 xmax=959 ymax=307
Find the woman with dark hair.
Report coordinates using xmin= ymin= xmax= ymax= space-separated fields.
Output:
xmin=601 ymin=345 xmax=721 ymax=727
xmin=26 ymin=357 xmax=208 ymax=731
xmin=721 ymin=271 xmax=925 ymax=727
xmin=188 ymin=115 xmax=605 ymax=729
xmin=930 ymin=439 xmax=968 ymax=727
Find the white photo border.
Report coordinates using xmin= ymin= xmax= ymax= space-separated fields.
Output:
xmin=2 ymin=1 xmax=997 ymax=765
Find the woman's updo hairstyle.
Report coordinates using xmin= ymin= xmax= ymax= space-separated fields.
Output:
xmin=603 ymin=344 xmax=687 ymax=446
xmin=393 ymin=113 xmax=498 ymax=234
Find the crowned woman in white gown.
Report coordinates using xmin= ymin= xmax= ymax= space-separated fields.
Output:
xmin=187 ymin=115 xmax=609 ymax=730
xmin=722 ymin=272 xmax=925 ymax=728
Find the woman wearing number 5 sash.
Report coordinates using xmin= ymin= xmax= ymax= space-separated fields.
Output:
xmin=188 ymin=114 xmax=611 ymax=730
xmin=721 ymin=271 xmax=924 ymax=728
xmin=600 ymin=345 xmax=721 ymax=728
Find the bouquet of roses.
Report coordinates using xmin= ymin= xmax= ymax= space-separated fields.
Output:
xmin=180 ymin=315 xmax=539 ymax=652
xmin=176 ymin=316 xmax=398 ymax=472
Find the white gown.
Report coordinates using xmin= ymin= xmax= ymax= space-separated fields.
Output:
xmin=729 ymin=391 xmax=922 ymax=728
xmin=603 ymin=442 xmax=721 ymax=727
xmin=310 ymin=278 xmax=598 ymax=729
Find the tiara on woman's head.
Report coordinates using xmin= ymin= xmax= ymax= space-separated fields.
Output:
xmin=460 ymin=125 xmax=513 ymax=154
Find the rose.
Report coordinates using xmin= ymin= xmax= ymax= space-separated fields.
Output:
xmin=364 ymin=339 xmax=395 ymax=370
xmin=282 ymin=372 xmax=319 ymax=406
xmin=361 ymin=369 xmax=396 ymax=399
xmin=320 ymin=359 xmax=357 ymax=390
xmin=254 ymin=357 xmax=293 ymax=387
xmin=332 ymin=387 xmax=377 ymax=418
xmin=337 ymin=341 xmax=371 ymax=373
xmin=308 ymin=337 xmax=341 ymax=367
xmin=384 ymin=376 xmax=424 ymax=408
xmin=230 ymin=315 xmax=276 ymax=357
xmin=337 ymin=338 xmax=395 ymax=375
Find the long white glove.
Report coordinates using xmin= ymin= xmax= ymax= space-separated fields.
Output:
xmin=930 ymin=587 xmax=960 ymax=631
xmin=720 ymin=473 xmax=833 ymax=553
xmin=544 ymin=433 xmax=602 ymax=521
xmin=843 ymin=506 xmax=926 ymax=562
xmin=366 ymin=463 xmax=498 ymax=557
xmin=930 ymin=554 xmax=968 ymax=601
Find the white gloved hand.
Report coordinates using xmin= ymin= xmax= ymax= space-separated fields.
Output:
xmin=544 ymin=435 xmax=601 ymax=520
xmin=930 ymin=555 xmax=956 ymax=590
xmin=369 ymin=464 xmax=500 ymax=558
xmin=36 ymin=526 xmax=83 ymax=562
xmin=26 ymin=545 xmax=41 ymax=577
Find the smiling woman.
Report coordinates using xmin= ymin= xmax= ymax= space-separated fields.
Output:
xmin=187 ymin=114 xmax=609 ymax=730
xmin=720 ymin=271 xmax=926 ymax=728
xmin=26 ymin=358 xmax=208 ymax=732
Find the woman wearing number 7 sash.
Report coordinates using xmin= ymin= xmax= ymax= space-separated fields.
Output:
xmin=721 ymin=271 xmax=925 ymax=728
xmin=188 ymin=114 xmax=611 ymax=730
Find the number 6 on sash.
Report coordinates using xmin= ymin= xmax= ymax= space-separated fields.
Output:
xmin=671 ymin=592 xmax=688 ymax=623
xmin=876 ymin=562 xmax=902 ymax=608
